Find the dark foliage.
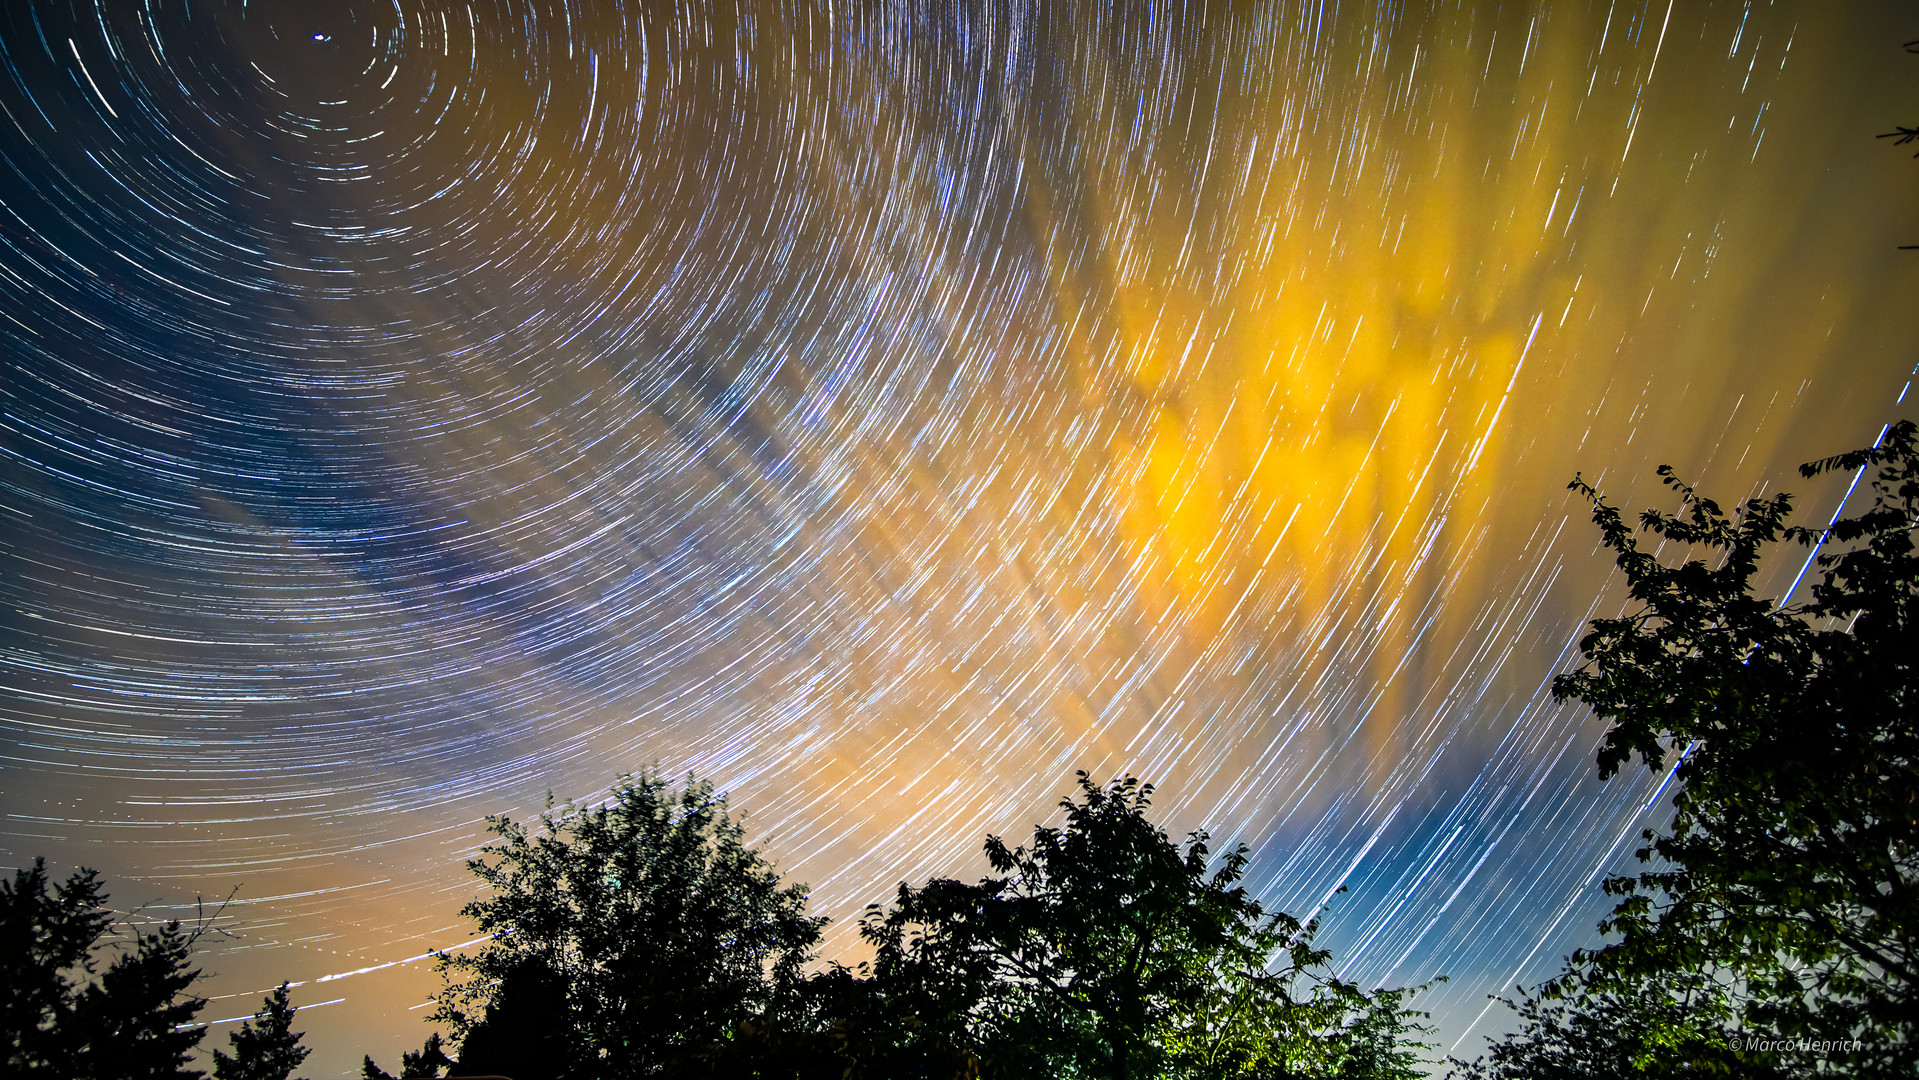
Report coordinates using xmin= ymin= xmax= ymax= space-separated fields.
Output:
xmin=360 ymin=1032 xmax=453 ymax=1080
xmin=418 ymin=773 xmax=823 ymax=1080
xmin=1447 ymin=970 xmax=1781 ymax=1079
xmin=851 ymin=773 xmax=1437 ymax=1080
xmin=375 ymin=773 xmax=1436 ymax=1080
xmin=2 ymin=857 xmax=209 ymax=1080
xmin=445 ymin=963 xmax=571 ymax=1078
xmin=213 ymin=983 xmax=311 ymax=1080
xmin=1457 ymin=420 xmax=1918 ymax=1077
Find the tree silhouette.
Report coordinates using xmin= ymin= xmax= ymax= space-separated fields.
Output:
xmin=860 ymin=773 xmax=1435 ymax=1079
xmin=1447 ymin=969 xmax=1771 ymax=1079
xmin=2 ymin=858 xmax=209 ymax=1080
xmin=370 ymin=772 xmax=1437 ymax=1078
xmin=443 ymin=962 xmax=570 ymax=1079
xmin=1460 ymin=420 xmax=1919 ymax=1077
xmin=213 ymin=983 xmax=310 ymax=1080
xmin=425 ymin=773 xmax=822 ymax=1080
xmin=359 ymin=1033 xmax=452 ymax=1080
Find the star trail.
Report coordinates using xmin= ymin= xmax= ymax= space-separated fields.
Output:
xmin=1 ymin=1 xmax=1914 ymax=1074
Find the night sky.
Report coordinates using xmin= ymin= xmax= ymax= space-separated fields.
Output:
xmin=1 ymin=1 xmax=1915 ymax=1075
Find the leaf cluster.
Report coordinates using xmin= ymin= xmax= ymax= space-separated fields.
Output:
xmin=1503 ymin=420 xmax=1918 ymax=1076
xmin=852 ymin=773 xmax=1437 ymax=1080
xmin=404 ymin=772 xmax=824 ymax=1080
xmin=382 ymin=773 xmax=1436 ymax=1080
xmin=213 ymin=984 xmax=310 ymax=1080
xmin=1448 ymin=968 xmax=1776 ymax=1079
xmin=1 ymin=857 xmax=211 ymax=1080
